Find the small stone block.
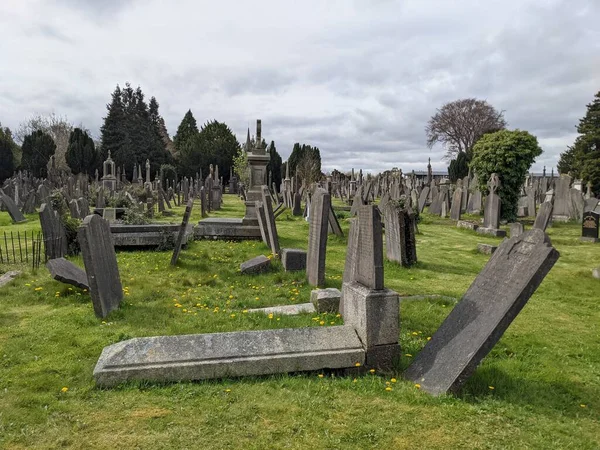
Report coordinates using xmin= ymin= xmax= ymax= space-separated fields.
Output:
xmin=365 ymin=343 xmax=400 ymax=371
xmin=476 ymin=227 xmax=507 ymax=237
xmin=310 ymin=288 xmax=342 ymax=313
xmin=240 ymin=255 xmax=271 ymax=274
xmin=593 ymin=267 xmax=600 ymax=279
xmin=477 ymin=243 xmax=498 ymax=255
xmin=247 ymin=303 xmax=316 ymax=316
xmin=457 ymin=220 xmax=479 ymax=231
xmin=281 ymin=248 xmax=307 ymax=272
xmin=46 ymin=258 xmax=89 ymax=290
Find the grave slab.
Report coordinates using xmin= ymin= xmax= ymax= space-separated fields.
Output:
xmin=94 ymin=326 xmax=365 ymax=387
xmin=240 ymin=255 xmax=271 ymax=274
xmin=46 ymin=258 xmax=89 ymax=290
xmin=310 ymin=288 xmax=342 ymax=313
xmin=247 ymin=303 xmax=316 ymax=315
xmin=477 ymin=243 xmax=498 ymax=255
xmin=404 ymin=229 xmax=559 ymax=396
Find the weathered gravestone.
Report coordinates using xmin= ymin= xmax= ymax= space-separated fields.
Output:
xmin=240 ymin=255 xmax=271 ymax=274
xmin=384 ymin=201 xmax=417 ymax=267
xmin=328 ymin=205 xmax=344 ymax=237
xmin=477 ymin=173 xmax=506 ymax=237
xmin=281 ymin=248 xmax=307 ymax=272
xmin=170 ymin=197 xmax=194 ymax=265
xmin=261 ymin=186 xmax=280 ymax=256
xmin=78 ymin=215 xmax=123 ymax=318
xmin=417 ymin=186 xmax=429 ymax=213
xmin=404 ymin=228 xmax=559 ymax=395
xmin=581 ymin=211 xmax=599 ymax=243
xmin=102 ymin=207 xmax=117 ymax=223
xmin=342 ymin=205 xmax=400 ymax=369
xmin=0 ymin=189 xmax=27 ymax=223
xmin=533 ymin=201 xmax=553 ymax=231
xmin=39 ymin=203 xmax=68 ymax=259
xmin=552 ymin=175 xmax=571 ymax=221
xmin=510 ymin=222 xmax=524 ymax=238
xmin=255 ymin=201 xmax=269 ymax=246
xmin=449 ymin=184 xmax=463 ymax=221
xmin=46 ymin=257 xmax=89 ymax=290
xmin=306 ymin=188 xmax=331 ymax=287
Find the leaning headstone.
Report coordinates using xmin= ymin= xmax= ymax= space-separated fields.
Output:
xmin=170 ymin=198 xmax=194 ymax=265
xmin=255 ymin=201 xmax=269 ymax=246
xmin=417 ymin=187 xmax=429 ymax=213
xmin=533 ymin=201 xmax=553 ymax=231
xmin=449 ymin=186 xmax=462 ymax=221
xmin=46 ymin=258 xmax=89 ymax=290
xmin=569 ymin=188 xmax=585 ymax=221
xmin=580 ymin=211 xmax=599 ymax=243
xmin=261 ymin=186 xmax=280 ymax=256
xmin=39 ymin=203 xmax=67 ymax=259
xmin=240 ymin=255 xmax=271 ymax=274
xmin=0 ymin=189 xmax=27 ymax=223
xmin=78 ymin=215 xmax=123 ymax=318
xmin=404 ymin=229 xmax=559 ymax=396
xmin=306 ymin=188 xmax=331 ymax=287
xmin=328 ymin=205 xmax=344 ymax=237
xmin=292 ymin=193 xmax=302 ymax=216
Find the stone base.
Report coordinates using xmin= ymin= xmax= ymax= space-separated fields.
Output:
xmin=476 ymin=227 xmax=507 ymax=237
xmin=311 ymin=288 xmax=341 ymax=313
xmin=365 ymin=343 xmax=400 ymax=371
xmin=247 ymin=303 xmax=315 ymax=315
xmin=281 ymin=248 xmax=307 ymax=271
xmin=580 ymin=237 xmax=599 ymax=243
xmin=93 ymin=326 xmax=365 ymax=387
xmin=341 ymin=282 xmax=399 ymax=348
xmin=110 ymin=224 xmax=193 ymax=248
xmin=477 ymin=243 xmax=498 ymax=255
xmin=194 ymin=218 xmax=262 ymax=240
xmin=457 ymin=220 xmax=479 ymax=231
xmin=552 ymin=215 xmax=570 ymax=222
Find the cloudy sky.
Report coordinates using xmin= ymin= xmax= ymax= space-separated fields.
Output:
xmin=1 ymin=0 xmax=599 ymax=174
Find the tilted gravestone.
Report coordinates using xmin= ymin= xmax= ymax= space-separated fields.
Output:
xmin=170 ymin=197 xmax=194 ymax=265
xmin=306 ymin=188 xmax=331 ymax=287
xmin=255 ymin=201 xmax=269 ymax=246
xmin=404 ymin=228 xmax=559 ymax=395
xmin=39 ymin=203 xmax=68 ymax=259
xmin=46 ymin=257 xmax=89 ymax=290
xmin=581 ymin=211 xmax=599 ymax=243
xmin=0 ymin=189 xmax=27 ymax=223
xmin=384 ymin=202 xmax=417 ymax=267
xmin=533 ymin=201 xmax=553 ymax=231
xmin=552 ymin=174 xmax=571 ymax=221
xmin=417 ymin=186 xmax=429 ymax=213
xmin=328 ymin=204 xmax=344 ymax=237
xmin=78 ymin=215 xmax=123 ymax=318
xmin=449 ymin=186 xmax=462 ymax=221
xmin=261 ymin=186 xmax=280 ymax=256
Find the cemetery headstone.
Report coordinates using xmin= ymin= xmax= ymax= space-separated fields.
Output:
xmin=78 ymin=215 xmax=123 ymax=318
xmin=170 ymin=198 xmax=194 ymax=265
xmin=0 ymin=189 xmax=27 ymax=223
xmin=240 ymin=255 xmax=271 ymax=274
xmin=533 ymin=201 xmax=553 ymax=231
xmin=306 ymin=188 xmax=331 ymax=287
xmin=404 ymin=229 xmax=559 ymax=395
xmin=46 ymin=258 xmax=89 ymax=290
xmin=581 ymin=211 xmax=599 ymax=243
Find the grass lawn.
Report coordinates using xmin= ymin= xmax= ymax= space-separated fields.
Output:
xmin=1 ymin=195 xmax=599 ymax=449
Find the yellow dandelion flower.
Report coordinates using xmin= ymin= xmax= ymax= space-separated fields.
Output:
xmin=427 ymin=337 xmax=432 ymax=341
xmin=230 ymin=314 xmax=236 ymax=318
xmin=353 ymin=378 xmax=357 ymax=383
xmin=255 ymin=297 xmax=260 ymax=300
xmin=391 ymin=378 xmax=397 ymax=383
xmin=318 ymin=374 xmax=324 ymax=378
xmin=369 ymin=369 xmax=375 ymax=374
xmin=405 ymin=354 xmax=413 ymax=357
xmin=268 ymin=313 xmax=274 ymax=319
xmin=319 ymin=321 xmax=325 ymax=325
xmin=488 ymin=386 xmax=495 ymax=390
xmin=415 ymin=384 xmax=421 ymax=389
xmin=355 ymin=362 xmax=361 ymax=367
xmin=224 ymin=389 xmax=231 ymax=393
xmin=385 ymin=387 xmax=392 ymax=392
xmin=411 ymin=332 xmax=418 ymax=336
xmin=580 ymin=404 xmax=587 ymax=408
xmin=61 ymin=387 xmax=69 ymax=393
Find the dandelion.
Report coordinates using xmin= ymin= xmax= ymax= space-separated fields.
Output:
xmin=318 ymin=374 xmax=324 ymax=378
xmin=427 ymin=337 xmax=431 ymax=341
xmin=355 ymin=362 xmax=361 ymax=367
xmin=391 ymin=378 xmax=397 ymax=383
xmin=580 ymin=404 xmax=587 ymax=408
xmin=268 ymin=313 xmax=274 ymax=319
xmin=319 ymin=321 xmax=325 ymax=325
xmin=61 ymin=387 xmax=69 ymax=393
xmin=411 ymin=332 xmax=418 ymax=336
xmin=255 ymin=297 xmax=260 ymax=301
xmin=369 ymin=369 xmax=375 ymax=374
xmin=229 ymin=295 xmax=234 ymax=299
xmin=385 ymin=387 xmax=392 ymax=392
xmin=488 ymin=386 xmax=495 ymax=390
xmin=415 ymin=384 xmax=421 ymax=389
xmin=353 ymin=378 xmax=357 ymax=383
xmin=336 ymin=314 xmax=341 ymax=318
xmin=242 ymin=310 xmax=248 ymax=314
xmin=230 ymin=314 xmax=236 ymax=318
xmin=405 ymin=354 xmax=413 ymax=357
xmin=224 ymin=389 xmax=231 ymax=393
xmin=34 ymin=287 xmax=43 ymax=291
xmin=330 ymin=321 xmax=335 ymax=325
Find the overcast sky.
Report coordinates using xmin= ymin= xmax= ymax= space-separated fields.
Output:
xmin=1 ymin=0 xmax=599 ymax=174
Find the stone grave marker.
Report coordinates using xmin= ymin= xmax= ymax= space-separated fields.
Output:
xmin=307 ymin=188 xmax=331 ymax=287
xmin=78 ymin=215 xmax=123 ymax=318
xmin=240 ymin=255 xmax=271 ymax=274
xmin=384 ymin=202 xmax=417 ymax=267
xmin=552 ymin=175 xmax=571 ymax=221
xmin=581 ymin=211 xmax=599 ymax=243
xmin=255 ymin=201 xmax=269 ymax=246
xmin=103 ymin=207 xmax=117 ymax=223
xmin=449 ymin=186 xmax=462 ymax=220
xmin=510 ymin=222 xmax=524 ymax=238
xmin=39 ymin=203 xmax=68 ymax=259
xmin=261 ymin=186 xmax=280 ymax=256
xmin=418 ymin=186 xmax=429 ymax=213
xmin=356 ymin=205 xmax=384 ymax=290
xmin=0 ymin=189 xmax=27 ymax=223
xmin=404 ymin=229 xmax=559 ymax=396
xmin=46 ymin=257 xmax=89 ymax=290
xmin=170 ymin=197 xmax=194 ymax=265
xmin=328 ymin=204 xmax=344 ymax=237
xmin=533 ymin=201 xmax=553 ymax=231
xmin=281 ymin=248 xmax=307 ymax=272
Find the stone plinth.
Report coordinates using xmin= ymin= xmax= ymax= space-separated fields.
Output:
xmin=310 ymin=288 xmax=342 ymax=313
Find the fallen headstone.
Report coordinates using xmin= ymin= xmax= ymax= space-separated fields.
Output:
xmin=0 ymin=271 xmax=20 ymax=288
xmin=46 ymin=258 xmax=89 ymax=290
xmin=94 ymin=326 xmax=365 ymax=387
xmin=404 ymin=229 xmax=559 ymax=396
xmin=281 ymin=248 xmax=307 ymax=272
xmin=457 ymin=220 xmax=479 ymax=231
xmin=247 ymin=303 xmax=316 ymax=316
xmin=533 ymin=201 xmax=553 ymax=231
xmin=477 ymin=243 xmax=498 ymax=255
xmin=240 ymin=255 xmax=271 ymax=274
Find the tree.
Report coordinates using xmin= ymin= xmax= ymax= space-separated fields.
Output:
xmin=0 ymin=125 xmax=17 ymax=182
xmin=448 ymin=151 xmax=469 ymax=183
xmin=557 ymin=91 xmax=600 ymax=193
xmin=287 ymin=143 xmax=322 ymax=182
xmin=21 ymin=130 xmax=56 ymax=177
xmin=233 ymin=147 xmax=249 ymax=186
xmin=66 ymin=128 xmax=97 ymax=176
xmin=470 ymin=130 xmax=542 ymax=222
xmin=173 ymin=110 xmax=199 ymax=156
xmin=267 ymin=140 xmax=283 ymax=189
xmin=149 ymin=97 xmax=176 ymax=157
xmin=16 ymin=113 xmax=74 ymax=171
xmin=426 ymin=98 xmax=507 ymax=160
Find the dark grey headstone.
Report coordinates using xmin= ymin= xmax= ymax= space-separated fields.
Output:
xmin=449 ymin=188 xmax=462 ymax=221
xmin=39 ymin=203 xmax=67 ymax=259
xmin=343 ymin=218 xmax=359 ymax=285
xmin=417 ymin=187 xmax=429 ymax=213
xmin=46 ymin=257 xmax=89 ymax=290
xmin=261 ymin=186 xmax=280 ymax=256
xmin=255 ymin=201 xmax=269 ymax=245
xmin=581 ymin=211 xmax=599 ymax=242
xmin=306 ymin=188 xmax=330 ymax=287
xmin=292 ymin=193 xmax=302 ymax=216
xmin=240 ymin=255 xmax=271 ymax=274
xmin=170 ymin=197 xmax=194 ymax=266
xmin=78 ymin=215 xmax=123 ymax=318
xmin=533 ymin=201 xmax=553 ymax=231
xmin=356 ymin=205 xmax=384 ymax=290
xmin=405 ymin=229 xmax=559 ymax=395
xmin=328 ymin=204 xmax=344 ymax=237
xmin=0 ymin=189 xmax=26 ymax=223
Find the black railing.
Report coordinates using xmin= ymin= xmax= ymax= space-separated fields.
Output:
xmin=0 ymin=231 xmax=63 ymax=269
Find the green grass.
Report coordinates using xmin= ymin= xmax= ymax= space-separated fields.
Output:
xmin=1 ymin=196 xmax=599 ymax=449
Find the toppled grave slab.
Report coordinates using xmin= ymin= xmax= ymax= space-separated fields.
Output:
xmin=110 ymin=224 xmax=193 ymax=248
xmin=94 ymin=326 xmax=365 ymax=387
xmin=404 ymin=229 xmax=559 ymax=396
xmin=46 ymin=258 xmax=89 ymax=290
xmin=247 ymin=303 xmax=316 ymax=315
xmin=240 ymin=255 xmax=271 ymax=274
xmin=477 ymin=243 xmax=498 ymax=255
xmin=457 ymin=220 xmax=479 ymax=231
xmin=0 ymin=271 xmax=21 ymax=288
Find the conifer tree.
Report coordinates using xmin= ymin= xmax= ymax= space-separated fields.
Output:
xmin=20 ymin=130 xmax=56 ymax=177
xmin=66 ymin=128 xmax=97 ymax=176
xmin=0 ymin=125 xmax=17 ymax=182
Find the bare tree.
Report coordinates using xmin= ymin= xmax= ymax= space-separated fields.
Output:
xmin=16 ymin=113 xmax=75 ymax=171
xmin=296 ymin=150 xmax=321 ymax=188
xmin=425 ymin=98 xmax=507 ymax=159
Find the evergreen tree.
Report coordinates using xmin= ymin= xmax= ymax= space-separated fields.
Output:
xmin=149 ymin=97 xmax=176 ymax=156
xmin=66 ymin=128 xmax=97 ymax=176
xmin=557 ymin=91 xmax=600 ymax=193
xmin=173 ymin=110 xmax=199 ymax=155
xmin=448 ymin=151 xmax=469 ymax=182
xmin=21 ymin=130 xmax=56 ymax=178
xmin=0 ymin=125 xmax=17 ymax=182
xmin=267 ymin=140 xmax=283 ymax=189
xmin=100 ymin=85 xmax=128 ymax=171
xmin=288 ymin=143 xmax=303 ymax=175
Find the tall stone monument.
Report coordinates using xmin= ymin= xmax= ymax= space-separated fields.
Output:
xmin=101 ymin=151 xmax=117 ymax=193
